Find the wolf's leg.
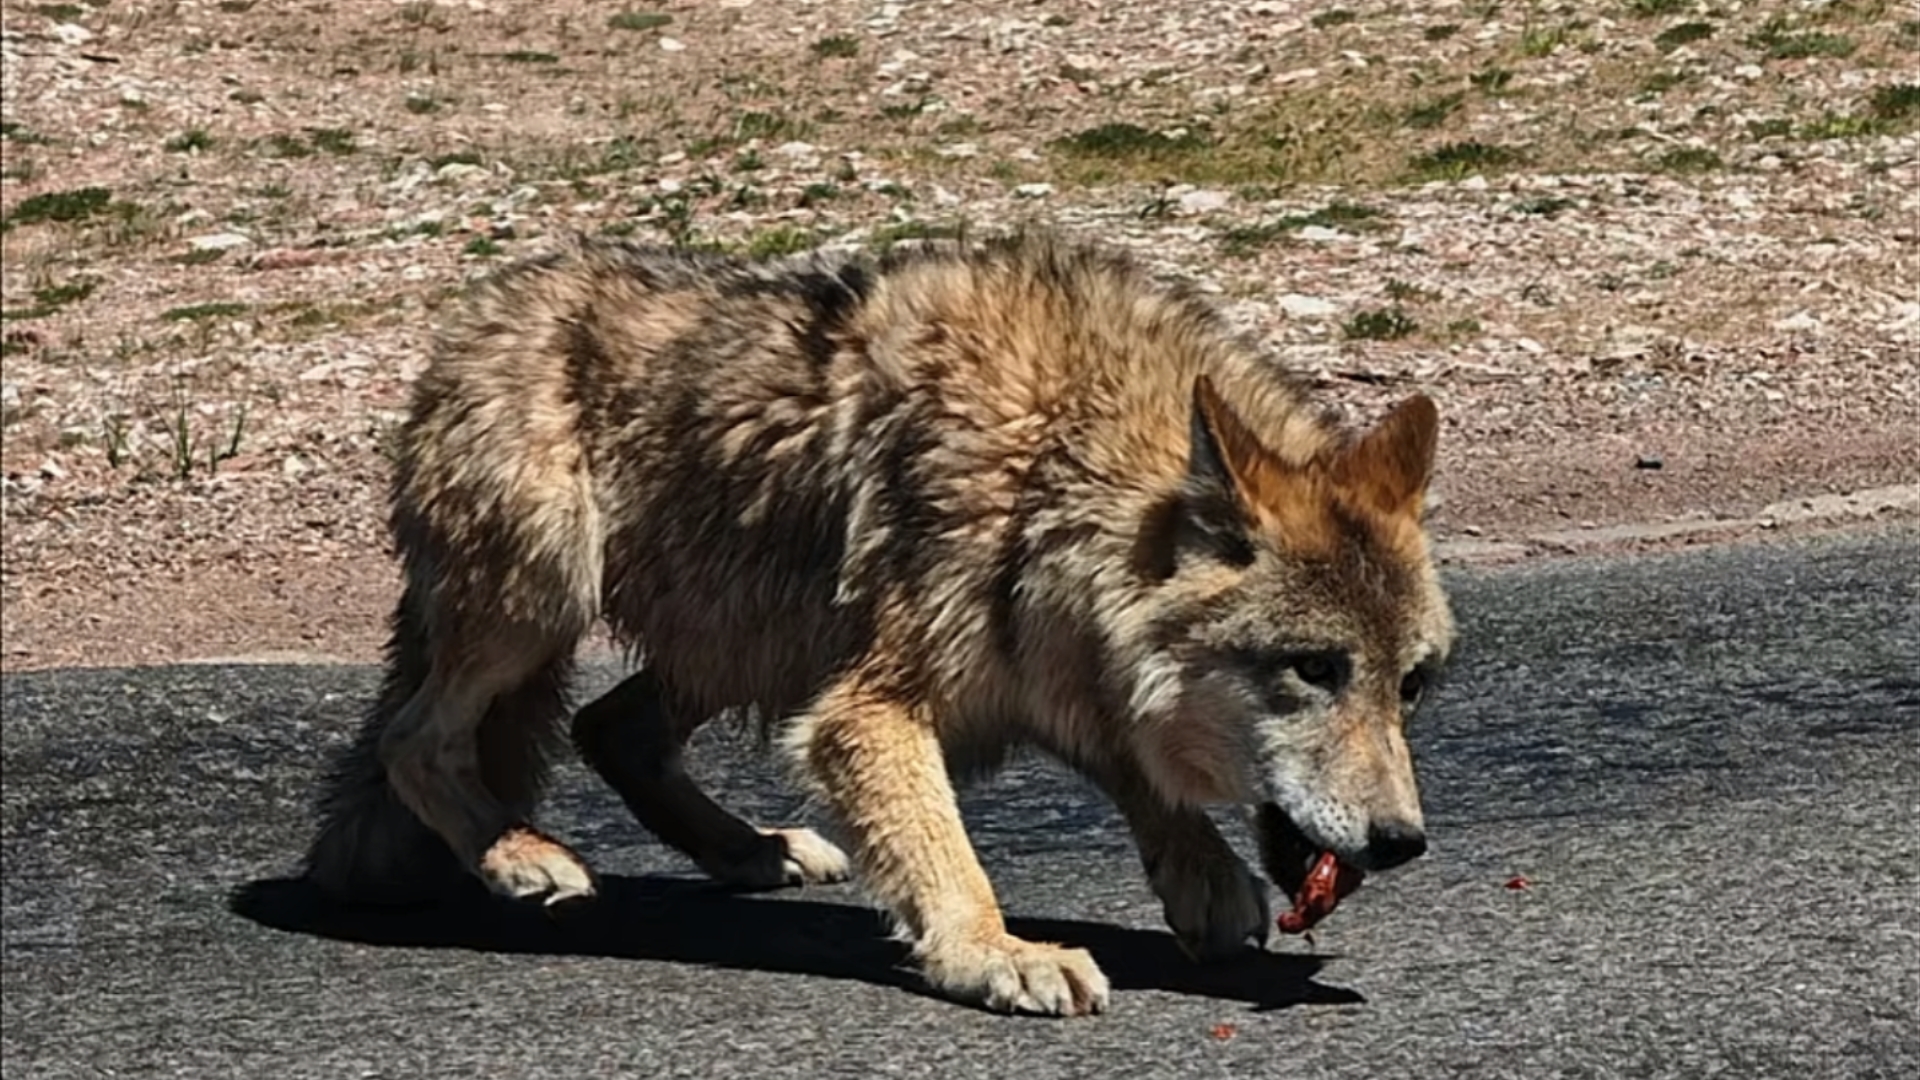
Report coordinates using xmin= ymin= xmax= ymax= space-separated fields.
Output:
xmin=789 ymin=674 xmax=1111 ymax=1018
xmin=1086 ymin=761 xmax=1270 ymax=961
xmin=375 ymin=624 xmax=599 ymax=907
xmin=571 ymin=669 xmax=849 ymax=889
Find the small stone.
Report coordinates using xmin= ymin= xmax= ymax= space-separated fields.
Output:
xmin=38 ymin=458 xmax=66 ymax=481
xmin=774 ymin=141 xmax=817 ymax=160
xmin=1296 ymin=225 xmax=1344 ymax=242
xmin=189 ymin=232 xmax=253 ymax=252
xmin=1773 ymin=310 xmax=1820 ymax=333
xmin=656 ymin=150 xmax=687 ymax=166
xmin=0 ymin=383 xmax=18 ymax=408
xmin=1013 ymin=182 xmax=1055 ymax=199
xmin=658 ymin=37 xmax=685 ymax=52
xmin=52 ymin=22 xmax=92 ymax=46
xmin=1634 ymin=454 xmax=1664 ymax=470
xmin=1278 ymin=293 xmax=1340 ymax=319
xmin=281 ymin=454 xmax=308 ymax=478
xmin=935 ymin=142 xmax=979 ymax=159
xmin=1178 ymin=188 xmax=1231 ymax=214
xmin=435 ymin=162 xmax=488 ymax=184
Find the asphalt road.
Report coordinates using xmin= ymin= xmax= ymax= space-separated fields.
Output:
xmin=4 ymin=526 xmax=1917 ymax=1079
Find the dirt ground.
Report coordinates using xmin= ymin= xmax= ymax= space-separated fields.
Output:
xmin=2 ymin=0 xmax=1915 ymax=671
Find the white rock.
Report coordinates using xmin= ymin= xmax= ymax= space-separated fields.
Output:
xmin=657 ymin=150 xmax=687 ymax=165
xmin=188 ymin=232 xmax=253 ymax=252
xmin=1279 ymin=294 xmax=1340 ymax=319
xmin=658 ymin=37 xmax=685 ymax=52
xmin=1178 ymin=188 xmax=1231 ymax=214
xmin=935 ymin=142 xmax=979 ymax=158
xmin=281 ymin=454 xmax=309 ymax=478
xmin=774 ymin=141 xmax=817 ymax=159
xmin=0 ymin=384 xmax=17 ymax=408
xmin=1297 ymin=225 xmax=1344 ymax=242
xmin=1773 ymin=310 xmax=1820 ymax=333
xmin=1734 ymin=64 xmax=1763 ymax=80
xmin=52 ymin=22 xmax=92 ymax=46
xmin=435 ymin=161 xmax=488 ymax=183
xmin=38 ymin=458 xmax=66 ymax=482
xmin=1013 ymin=182 xmax=1055 ymax=199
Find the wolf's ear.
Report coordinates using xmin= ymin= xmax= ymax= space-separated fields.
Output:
xmin=1162 ymin=375 xmax=1272 ymax=567
xmin=1333 ymin=393 xmax=1440 ymax=519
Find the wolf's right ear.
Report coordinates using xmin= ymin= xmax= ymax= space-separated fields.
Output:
xmin=1148 ymin=375 xmax=1265 ymax=572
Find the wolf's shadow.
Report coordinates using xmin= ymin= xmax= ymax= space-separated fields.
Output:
xmin=229 ymin=874 xmax=1363 ymax=1014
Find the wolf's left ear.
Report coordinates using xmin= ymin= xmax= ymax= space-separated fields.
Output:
xmin=1333 ymin=394 xmax=1440 ymax=519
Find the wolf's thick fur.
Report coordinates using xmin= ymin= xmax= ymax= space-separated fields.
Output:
xmin=304 ymin=231 xmax=1456 ymax=1017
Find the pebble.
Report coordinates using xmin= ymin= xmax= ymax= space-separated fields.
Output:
xmin=1773 ymin=311 xmax=1820 ymax=333
xmin=188 ymin=232 xmax=253 ymax=252
xmin=1634 ymin=454 xmax=1664 ymax=470
xmin=1177 ymin=188 xmax=1231 ymax=215
xmin=51 ymin=22 xmax=92 ymax=46
xmin=1013 ymin=182 xmax=1055 ymax=199
xmin=1279 ymin=293 xmax=1340 ymax=319
xmin=658 ymin=37 xmax=685 ymax=53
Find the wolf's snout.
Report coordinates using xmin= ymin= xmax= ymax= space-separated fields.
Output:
xmin=1358 ymin=820 xmax=1427 ymax=871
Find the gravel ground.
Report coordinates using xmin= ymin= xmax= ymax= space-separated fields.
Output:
xmin=2 ymin=0 xmax=1916 ymax=670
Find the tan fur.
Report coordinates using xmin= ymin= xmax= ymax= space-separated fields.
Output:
xmin=301 ymin=230 xmax=1457 ymax=1017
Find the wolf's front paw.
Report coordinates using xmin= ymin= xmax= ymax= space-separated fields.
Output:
xmin=919 ymin=933 xmax=1111 ymax=1017
xmin=1151 ymin=848 xmax=1271 ymax=961
xmin=478 ymin=825 xmax=599 ymax=909
xmin=700 ymin=827 xmax=852 ymax=890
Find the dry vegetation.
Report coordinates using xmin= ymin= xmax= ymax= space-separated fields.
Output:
xmin=1 ymin=0 xmax=1916 ymax=669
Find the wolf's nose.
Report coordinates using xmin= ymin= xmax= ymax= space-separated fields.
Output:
xmin=1363 ymin=821 xmax=1428 ymax=871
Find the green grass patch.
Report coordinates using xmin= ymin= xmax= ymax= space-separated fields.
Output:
xmin=1868 ymin=83 xmax=1920 ymax=127
xmin=608 ymin=11 xmax=672 ymax=32
xmin=34 ymin=3 xmax=86 ymax=19
xmin=1424 ymin=24 xmax=1460 ymax=41
xmin=33 ymin=279 xmax=96 ymax=309
xmin=1 ymin=121 xmax=52 ymax=145
xmin=1309 ymin=9 xmax=1356 ymax=29
xmin=307 ymin=127 xmax=357 ymax=155
xmin=462 ymin=236 xmax=503 ymax=258
xmin=868 ymin=219 xmax=968 ymax=250
xmin=1403 ymin=92 xmax=1465 ymax=130
xmin=1217 ymin=201 xmax=1384 ymax=256
xmin=1408 ymin=141 xmax=1525 ymax=181
xmin=1052 ymin=122 xmax=1212 ymax=164
xmin=1514 ymin=194 xmax=1576 ymax=216
xmin=812 ymin=34 xmax=859 ymax=59
xmin=1799 ymin=114 xmax=1881 ymax=140
xmin=160 ymin=301 xmax=250 ymax=322
xmin=1655 ymin=146 xmax=1723 ymax=173
xmin=1654 ymin=21 xmax=1715 ymax=51
xmin=499 ymin=50 xmax=559 ymax=64
xmin=0 ymin=277 xmax=99 ymax=321
xmin=1749 ymin=19 xmax=1856 ymax=60
xmin=1469 ymin=66 xmax=1514 ymax=93
xmin=4 ymin=185 xmax=114 ymax=227
xmin=1342 ymin=306 xmax=1419 ymax=341
xmin=743 ymin=225 xmax=821 ymax=259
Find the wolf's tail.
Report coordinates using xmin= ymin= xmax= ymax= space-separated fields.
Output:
xmin=301 ymin=585 xmax=465 ymax=905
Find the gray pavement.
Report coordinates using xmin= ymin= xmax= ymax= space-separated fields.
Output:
xmin=4 ymin=525 xmax=1917 ymax=1079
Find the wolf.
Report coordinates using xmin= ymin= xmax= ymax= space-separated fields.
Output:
xmin=302 ymin=229 xmax=1455 ymax=1018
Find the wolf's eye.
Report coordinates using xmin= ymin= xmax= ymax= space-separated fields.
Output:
xmin=1400 ymin=669 xmax=1428 ymax=707
xmin=1290 ymin=653 xmax=1346 ymax=694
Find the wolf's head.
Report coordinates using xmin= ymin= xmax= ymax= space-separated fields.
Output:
xmin=1128 ymin=375 xmax=1455 ymax=874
